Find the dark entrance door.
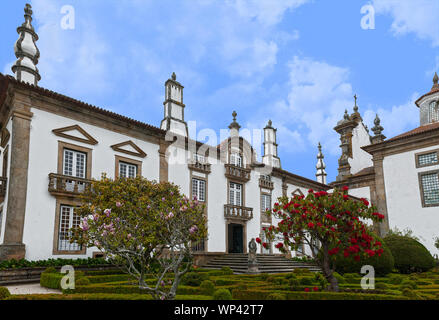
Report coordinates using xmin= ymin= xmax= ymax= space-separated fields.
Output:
xmin=228 ymin=224 xmax=243 ymax=253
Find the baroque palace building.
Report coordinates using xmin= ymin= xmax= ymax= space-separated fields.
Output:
xmin=0 ymin=5 xmax=438 ymax=262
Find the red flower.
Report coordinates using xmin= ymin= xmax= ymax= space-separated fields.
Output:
xmin=343 ymin=195 xmax=349 ymax=200
xmin=308 ymin=222 xmax=315 ymax=228
xmin=308 ymin=189 xmax=313 ymax=193
xmin=354 ymin=255 xmax=361 ymax=262
xmin=275 ymin=242 xmax=284 ymax=249
xmin=255 ymin=237 xmax=261 ymax=244
xmin=313 ymin=287 xmax=319 ymax=292
xmin=342 ymin=186 xmax=349 ymax=191
xmin=304 ymin=288 xmax=310 ymax=292
xmin=262 ymin=242 xmax=268 ymax=249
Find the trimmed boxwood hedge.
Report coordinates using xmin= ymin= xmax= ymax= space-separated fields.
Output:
xmin=0 ymin=286 xmax=11 ymax=300
xmin=384 ymin=235 xmax=435 ymax=274
xmin=232 ymin=289 xmax=410 ymax=300
xmin=7 ymin=293 xmax=213 ymax=300
xmin=0 ymin=257 xmax=110 ymax=270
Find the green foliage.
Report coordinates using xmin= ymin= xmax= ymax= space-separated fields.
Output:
xmin=375 ymin=282 xmax=388 ymax=290
xmin=334 ymin=236 xmax=394 ymax=276
xmin=385 ymin=235 xmax=435 ymax=274
xmin=299 ymin=277 xmax=314 ymax=286
xmin=401 ymin=288 xmax=422 ymax=299
xmin=220 ymin=266 xmax=233 ymax=275
xmin=43 ymin=267 xmax=57 ymax=274
xmin=181 ymin=272 xmax=208 ymax=286
xmin=76 ymin=277 xmax=91 ymax=286
xmin=267 ymin=293 xmax=286 ymax=300
xmin=288 ymin=278 xmax=300 ymax=290
xmin=332 ymin=272 xmax=345 ymax=284
xmin=0 ymin=287 xmax=11 ymax=300
xmin=292 ymin=268 xmax=311 ymax=275
xmin=388 ymin=274 xmax=404 ymax=285
xmin=213 ymin=288 xmax=232 ymax=300
xmin=399 ymin=280 xmax=417 ymax=290
xmin=200 ymin=280 xmax=215 ymax=296
xmin=387 ymin=227 xmax=419 ymax=241
xmin=0 ymin=258 xmax=109 ymax=270
xmin=40 ymin=272 xmax=63 ymax=289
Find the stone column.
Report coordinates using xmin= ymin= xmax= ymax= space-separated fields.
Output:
xmin=0 ymin=101 xmax=33 ymax=260
xmin=372 ymin=153 xmax=390 ymax=236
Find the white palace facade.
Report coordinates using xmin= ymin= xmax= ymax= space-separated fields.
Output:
xmin=0 ymin=5 xmax=438 ymax=262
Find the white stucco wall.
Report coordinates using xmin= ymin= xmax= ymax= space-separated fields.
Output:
xmin=349 ymin=186 xmax=371 ymax=202
xmin=383 ymin=145 xmax=439 ymax=255
xmin=22 ymin=108 xmax=161 ymax=260
xmin=349 ymin=122 xmax=373 ymax=174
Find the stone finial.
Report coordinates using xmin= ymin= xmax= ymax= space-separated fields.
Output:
xmin=353 ymin=94 xmax=359 ymax=113
xmin=433 ymin=72 xmax=439 ymax=89
xmin=229 ymin=110 xmax=241 ymax=131
xmin=343 ymin=109 xmax=350 ymax=120
xmin=371 ymin=114 xmax=386 ymax=144
xmin=12 ymin=3 xmax=41 ymax=86
xmin=171 ymin=72 xmax=177 ymax=81
xmin=316 ymin=142 xmax=327 ymax=184
xmin=268 ymin=119 xmax=272 ymax=127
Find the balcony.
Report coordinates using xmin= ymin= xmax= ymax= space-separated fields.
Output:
xmin=0 ymin=177 xmax=7 ymax=201
xmin=224 ymin=204 xmax=253 ymax=221
xmin=188 ymin=161 xmax=211 ymax=174
xmin=224 ymin=164 xmax=251 ymax=182
xmin=48 ymin=173 xmax=91 ymax=197
xmin=259 ymin=177 xmax=274 ymax=190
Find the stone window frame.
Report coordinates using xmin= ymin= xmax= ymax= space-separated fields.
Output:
xmin=227 ymin=180 xmax=245 ymax=207
xmin=52 ymin=198 xmax=86 ymax=255
xmin=415 ymin=149 xmax=439 ymax=169
xmin=57 ymin=141 xmax=92 ymax=179
xmin=191 ymin=176 xmax=207 ymax=202
xmin=2 ymin=145 xmax=8 ymax=178
xmin=418 ymin=169 xmax=439 ymax=208
xmin=114 ymin=155 xmax=142 ymax=179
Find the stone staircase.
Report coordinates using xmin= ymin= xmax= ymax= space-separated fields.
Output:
xmin=201 ymin=254 xmax=321 ymax=274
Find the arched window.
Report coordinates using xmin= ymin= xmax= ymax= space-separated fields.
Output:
xmin=430 ymin=101 xmax=439 ymax=123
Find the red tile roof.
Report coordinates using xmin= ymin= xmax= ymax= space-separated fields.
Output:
xmin=386 ymin=121 xmax=439 ymax=142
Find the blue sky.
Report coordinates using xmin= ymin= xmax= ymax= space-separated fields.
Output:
xmin=1 ymin=0 xmax=438 ymax=182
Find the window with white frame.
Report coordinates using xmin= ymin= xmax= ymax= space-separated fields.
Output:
xmin=229 ymin=182 xmax=242 ymax=206
xmin=58 ymin=205 xmax=82 ymax=251
xmin=420 ymin=171 xmax=439 ymax=206
xmin=63 ymin=149 xmax=86 ymax=178
xmin=192 ymin=178 xmax=206 ymax=202
xmin=261 ymin=194 xmax=271 ymax=212
xmin=230 ymin=153 xmax=243 ymax=167
xmin=193 ymin=153 xmax=205 ymax=163
xmin=417 ymin=151 xmax=438 ymax=167
xmin=119 ymin=161 xmax=137 ymax=178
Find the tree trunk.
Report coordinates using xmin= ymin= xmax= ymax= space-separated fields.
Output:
xmin=321 ymin=243 xmax=339 ymax=292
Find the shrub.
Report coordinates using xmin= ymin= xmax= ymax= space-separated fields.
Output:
xmin=292 ymin=268 xmax=311 ymax=275
xmin=0 ymin=287 xmax=11 ymax=300
xmin=76 ymin=277 xmax=91 ymax=286
xmin=181 ymin=272 xmax=208 ymax=286
xmin=0 ymin=257 xmax=110 ymax=270
xmin=375 ymin=282 xmax=388 ymax=290
xmin=200 ymin=280 xmax=215 ymax=296
xmin=332 ymin=272 xmax=345 ymax=284
xmin=220 ymin=267 xmax=233 ymax=275
xmin=299 ymin=277 xmax=314 ymax=286
xmin=384 ymin=235 xmax=435 ymax=274
xmin=402 ymin=288 xmax=422 ymax=300
xmin=40 ymin=272 xmax=63 ymax=289
xmin=399 ymin=280 xmax=417 ymax=290
xmin=388 ymin=274 xmax=404 ymax=285
xmin=288 ymin=278 xmax=300 ymax=290
xmin=267 ymin=293 xmax=286 ymax=300
xmin=213 ymin=289 xmax=232 ymax=300
xmin=42 ymin=267 xmax=57 ymax=274
xmin=334 ymin=237 xmax=394 ymax=276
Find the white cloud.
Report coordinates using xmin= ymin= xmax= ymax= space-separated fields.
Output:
xmin=363 ymin=93 xmax=420 ymax=138
xmin=372 ymin=0 xmax=439 ymax=47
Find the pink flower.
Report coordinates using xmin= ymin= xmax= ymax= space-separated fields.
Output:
xmin=104 ymin=209 xmax=111 ymax=217
xmin=127 ymin=233 xmax=132 ymax=239
xmin=116 ymin=202 xmax=122 ymax=207
xmin=189 ymin=225 xmax=198 ymax=234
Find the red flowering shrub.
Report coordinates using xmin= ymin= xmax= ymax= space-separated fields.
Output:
xmin=259 ymin=186 xmax=384 ymax=292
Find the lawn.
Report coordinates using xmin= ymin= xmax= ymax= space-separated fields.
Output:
xmin=3 ymin=266 xmax=439 ymax=300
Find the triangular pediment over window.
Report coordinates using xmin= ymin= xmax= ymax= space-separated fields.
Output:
xmin=292 ymin=188 xmax=304 ymax=196
xmin=111 ymin=140 xmax=147 ymax=158
xmin=52 ymin=125 xmax=98 ymax=145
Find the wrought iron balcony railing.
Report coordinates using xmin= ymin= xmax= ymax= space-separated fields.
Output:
xmin=224 ymin=204 xmax=253 ymax=221
xmin=224 ymin=164 xmax=251 ymax=182
xmin=48 ymin=173 xmax=91 ymax=197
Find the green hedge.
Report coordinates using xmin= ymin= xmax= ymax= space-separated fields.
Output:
xmin=7 ymin=293 xmax=213 ymax=300
xmin=0 ymin=257 xmax=110 ymax=270
xmin=385 ymin=235 xmax=435 ymax=274
xmin=40 ymin=272 xmax=64 ymax=289
xmin=0 ymin=287 xmax=11 ymax=300
xmin=232 ymin=289 xmax=410 ymax=300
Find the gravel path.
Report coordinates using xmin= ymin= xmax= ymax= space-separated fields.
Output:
xmin=5 ymin=283 xmax=61 ymax=295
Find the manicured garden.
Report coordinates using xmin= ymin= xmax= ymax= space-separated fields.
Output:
xmin=2 ymin=265 xmax=439 ymax=300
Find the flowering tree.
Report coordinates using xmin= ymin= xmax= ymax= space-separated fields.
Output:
xmin=71 ymin=175 xmax=207 ymax=300
xmin=257 ymin=187 xmax=385 ymax=292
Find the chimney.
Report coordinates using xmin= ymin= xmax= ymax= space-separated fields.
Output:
xmin=315 ymin=142 xmax=327 ymax=184
xmin=160 ymin=72 xmax=188 ymax=137
xmin=12 ymin=3 xmax=41 ymax=86
xmin=262 ymin=120 xmax=281 ymax=169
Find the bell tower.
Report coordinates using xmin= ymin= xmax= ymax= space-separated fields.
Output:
xmin=416 ymin=72 xmax=439 ymax=126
